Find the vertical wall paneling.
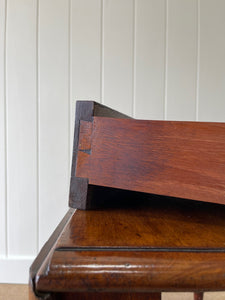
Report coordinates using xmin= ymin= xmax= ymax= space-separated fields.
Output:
xmin=71 ymin=0 xmax=101 ymax=100
xmin=135 ymin=0 xmax=165 ymax=120
xmin=39 ymin=0 xmax=69 ymax=248
xmin=166 ymin=0 xmax=197 ymax=121
xmin=103 ymin=0 xmax=134 ymax=116
xmin=2 ymin=0 xmax=225 ymax=284
xmin=6 ymin=0 xmax=37 ymax=256
xmin=0 ymin=258 xmax=34 ymax=284
xmin=0 ymin=0 xmax=6 ymax=257
xmin=198 ymin=0 xmax=225 ymax=122
xmin=70 ymin=0 xmax=101 ymax=148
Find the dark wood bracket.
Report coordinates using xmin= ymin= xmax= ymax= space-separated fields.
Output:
xmin=69 ymin=101 xmax=130 ymax=209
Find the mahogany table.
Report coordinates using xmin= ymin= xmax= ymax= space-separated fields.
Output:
xmin=29 ymin=193 xmax=225 ymax=300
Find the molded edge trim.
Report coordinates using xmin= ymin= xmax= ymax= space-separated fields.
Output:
xmin=29 ymin=208 xmax=75 ymax=298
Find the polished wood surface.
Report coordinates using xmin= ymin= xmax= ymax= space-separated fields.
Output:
xmin=32 ymin=197 xmax=225 ymax=295
xmin=58 ymin=197 xmax=225 ymax=249
xmin=75 ymin=116 xmax=225 ymax=207
xmin=194 ymin=293 xmax=203 ymax=300
xmin=37 ymin=250 xmax=225 ymax=293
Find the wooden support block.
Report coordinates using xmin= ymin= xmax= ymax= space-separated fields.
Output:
xmin=194 ymin=292 xmax=203 ymax=300
xmin=69 ymin=101 xmax=130 ymax=209
xmin=51 ymin=292 xmax=161 ymax=300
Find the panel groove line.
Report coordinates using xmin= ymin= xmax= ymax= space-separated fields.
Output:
xmin=39 ymin=0 xmax=70 ymax=249
xmin=166 ymin=0 xmax=197 ymax=121
xmin=195 ymin=0 xmax=200 ymax=121
xmin=68 ymin=0 xmax=72 ymax=173
xmin=135 ymin=0 xmax=166 ymax=120
xmin=36 ymin=0 xmax=40 ymax=254
xmin=0 ymin=0 xmax=7 ymax=257
xmin=198 ymin=0 xmax=225 ymax=122
xmin=164 ymin=0 xmax=168 ymax=120
xmin=6 ymin=0 xmax=38 ymax=256
xmin=132 ymin=0 xmax=136 ymax=118
xmin=70 ymin=0 xmax=102 ymax=149
xmin=100 ymin=0 xmax=104 ymax=104
xmin=4 ymin=0 xmax=8 ymax=258
xmin=103 ymin=0 xmax=134 ymax=116
xmin=4 ymin=0 xmax=8 ymax=257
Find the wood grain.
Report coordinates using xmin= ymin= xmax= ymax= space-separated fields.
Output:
xmin=57 ymin=196 xmax=225 ymax=250
xmin=76 ymin=117 xmax=225 ymax=206
xmin=34 ymin=197 xmax=225 ymax=294
xmin=37 ymin=250 xmax=225 ymax=293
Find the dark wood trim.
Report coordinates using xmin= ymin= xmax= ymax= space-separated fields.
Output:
xmin=31 ymin=196 xmax=225 ymax=296
xmin=194 ymin=292 xmax=204 ymax=300
xmin=51 ymin=292 xmax=161 ymax=300
xmin=69 ymin=101 xmax=131 ymax=209
xmin=35 ymin=198 xmax=225 ymax=294
xmin=37 ymin=250 xmax=225 ymax=292
xmin=29 ymin=209 xmax=75 ymax=299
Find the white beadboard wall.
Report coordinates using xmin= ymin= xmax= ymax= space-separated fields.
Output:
xmin=1 ymin=0 xmax=225 ymax=284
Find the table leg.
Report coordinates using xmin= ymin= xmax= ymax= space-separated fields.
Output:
xmin=194 ymin=292 xmax=203 ymax=300
xmin=29 ymin=279 xmax=52 ymax=300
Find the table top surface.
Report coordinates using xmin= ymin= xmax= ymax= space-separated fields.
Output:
xmin=34 ymin=195 xmax=225 ymax=293
xmin=57 ymin=195 xmax=225 ymax=250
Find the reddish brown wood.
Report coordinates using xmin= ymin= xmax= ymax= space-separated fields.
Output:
xmin=29 ymin=289 xmax=161 ymax=300
xmin=75 ymin=116 xmax=225 ymax=208
xmin=37 ymin=250 xmax=225 ymax=293
xmin=57 ymin=197 xmax=225 ymax=249
xmin=194 ymin=292 xmax=203 ymax=300
xmin=33 ymin=198 xmax=225 ymax=294
xmin=29 ymin=279 xmax=53 ymax=299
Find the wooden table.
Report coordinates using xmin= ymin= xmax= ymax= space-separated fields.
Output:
xmin=30 ymin=193 xmax=225 ymax=300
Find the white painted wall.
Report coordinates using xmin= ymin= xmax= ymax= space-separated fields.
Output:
xmin=1 ymin=0 xmax=225 ymax=284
